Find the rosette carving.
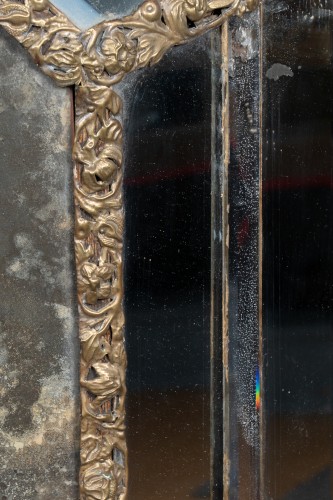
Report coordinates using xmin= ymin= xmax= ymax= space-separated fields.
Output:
xmin=0 ymin=0 xmax=257 ymax=497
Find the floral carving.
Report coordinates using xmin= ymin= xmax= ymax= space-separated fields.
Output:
xmin=0 ymin=2 xmax=30 ymax=36
xmin=0 ymin=0 xmax=257 ymax=498
xmin=100 ymin=28 xmax=137 ymax=75
xmin=184 ymin=0 xmax=207 ymax=20
xmin=81 ymin=459 xmax=118 ymax=500
xmin=78 ymin=263 xmax=115 ymax=305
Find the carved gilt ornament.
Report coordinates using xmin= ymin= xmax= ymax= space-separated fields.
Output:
xmin=0 ymin=0 xmax=257 ymax=497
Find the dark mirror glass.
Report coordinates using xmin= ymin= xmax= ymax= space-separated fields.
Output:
xmin=263 ymin=3 xmax=333 ymax=499
xmin=117 ymin=34 xmax=217 ymax=499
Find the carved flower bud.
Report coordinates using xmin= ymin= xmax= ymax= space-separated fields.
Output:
xmin=76 ymin=218 xmax=91 ymax=240
xmin=82 ymin=158 xmax=118 ymax=192
xmin=100 ymin=28 xmax=137 ymax=75
xmin=79 ymin=262 xmax=113 ymax=305
xmin=184 ymin=0 xmax=207 ymax=21
xmin=50 ymin=30 xmax=83 ymax=55
xmin=81 ymin=460 xmax=117 ymax=500
xmin=140 ymin=0 xmax=161 ymax=21
xmin=94 ymin=215 xmax=123 ymax=248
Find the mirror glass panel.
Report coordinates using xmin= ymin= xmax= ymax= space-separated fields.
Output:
xmin=51 ymin=0 xmax=139 ymax=29
xmin=0 ymin=31 xmax=79 ymax=498
xmin=227 ymin=12 xmax=261 ymax=497
xmin=84 ymin=0 xmax=139 ymax=18
xmin=118 ymin=34 xmax=217 ymax=499
xmin=1 ymin=4 xmax=223 ymax=496
xmin=263 ymin=4 xmax=333 ymax=499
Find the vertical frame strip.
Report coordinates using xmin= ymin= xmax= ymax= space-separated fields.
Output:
xmin=210 ymin=24 xmax=225 ymax=500
xmin=221 ymin=21 xmax=231 ymax=500
xmin=227 ymin=6 xmax=261 ymax=498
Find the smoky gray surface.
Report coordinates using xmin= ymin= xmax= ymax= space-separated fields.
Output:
xmin=84 ymin=0 xmax=139 ymax=18
xmin=0 ymin=29 xmax=80 ymax=500
xmin=117 ymin=35 xmax=213 ymax=499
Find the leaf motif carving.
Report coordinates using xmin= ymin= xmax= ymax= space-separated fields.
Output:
xmin=81 ymin=460 xmax=117 ymax=500
xmin=0 ymin=3 xmax=30 ymax=31
xmin=132 ymin=31 xmax=173 ymax=68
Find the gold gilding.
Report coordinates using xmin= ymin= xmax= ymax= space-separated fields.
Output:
xmin=0 ymin=0 xmax=256 ymax=497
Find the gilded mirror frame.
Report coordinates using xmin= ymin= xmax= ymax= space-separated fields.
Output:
xmin=0 ymin=0 xmax=257 ymax=497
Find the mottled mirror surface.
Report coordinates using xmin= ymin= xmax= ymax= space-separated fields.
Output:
xmin=84 ymin=0 xmax=139 ymax=18
xmin=263 ymin=2 xmax=333 ymax=499
xmin=51 ymin=0 xmax=139 ymax=29
xmin=118 ymin=34 xmax=215 ymax=499
xmin=227 ymin=10 xmax=261 ymax=498
xmin=0 ymin=30 xmax=80 ymax=499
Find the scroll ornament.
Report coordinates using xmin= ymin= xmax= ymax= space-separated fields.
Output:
xmin=0 ymin=0 xmax=257 ymax=497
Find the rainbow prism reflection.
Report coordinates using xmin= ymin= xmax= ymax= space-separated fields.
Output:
xmin=255 ymin=368 xmax=260 ymax=410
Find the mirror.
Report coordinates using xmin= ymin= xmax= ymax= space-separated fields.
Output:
xmin=0 ymin=30 xmax=80 ymax=498
xmin=118 ymin=33 xmax=216 ymax=499
xmin=0 ymin=4 xmax=223 ymax=496
xmin=263 ymin=4 xmax=333 ymax=499
xmin=51 ymin=0 xmax=139 ymax=29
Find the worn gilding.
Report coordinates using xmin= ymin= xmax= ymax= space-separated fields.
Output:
xmin=0 ymin=0 xmax=256 ymax=497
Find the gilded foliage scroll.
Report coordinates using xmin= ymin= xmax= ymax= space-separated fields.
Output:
xmin=0 ymin=0 xmax=256 ymax=497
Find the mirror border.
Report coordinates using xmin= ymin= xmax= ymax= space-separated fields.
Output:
xmin=0 ymin=0 xmax=257 ymax=497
